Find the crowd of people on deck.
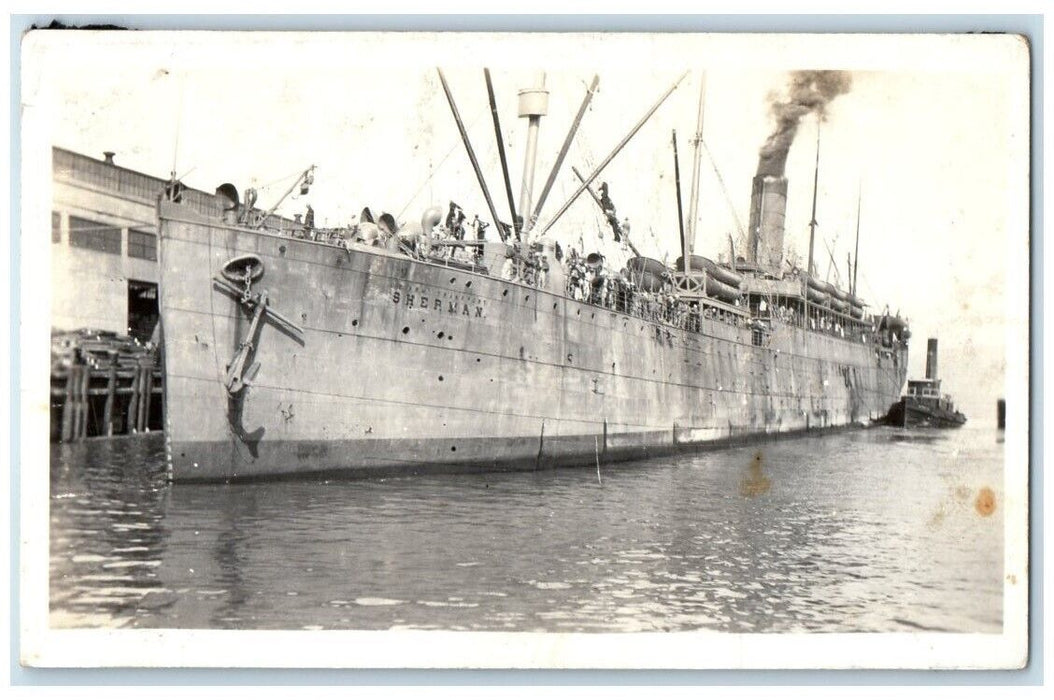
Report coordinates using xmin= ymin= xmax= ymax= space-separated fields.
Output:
xmin=275 ymin=200 xmax=883 ymax=345
xmin=560 ymin=249 xmax=747 ymax=334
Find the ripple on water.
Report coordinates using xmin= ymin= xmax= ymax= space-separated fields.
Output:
xmin=354 ymin=598 xmax=405 ymax=607
xmin=49 ymin=428 xmax=1004 ymax=633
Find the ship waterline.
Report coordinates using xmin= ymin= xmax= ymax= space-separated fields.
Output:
xmin=158 ymin=201 xmax=907 ymax=482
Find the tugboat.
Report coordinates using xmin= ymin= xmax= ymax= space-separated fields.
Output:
xmin=886 ymin=338 xmax=966 ymax=428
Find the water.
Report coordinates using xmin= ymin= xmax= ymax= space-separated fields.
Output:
xmin=49 ymin=426 xmax=1004 ymax=633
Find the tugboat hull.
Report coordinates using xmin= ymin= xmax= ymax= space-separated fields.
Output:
xmin=886 ymin=398 xmax=967 ymax=429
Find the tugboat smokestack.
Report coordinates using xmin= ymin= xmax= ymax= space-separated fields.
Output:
xmin=925 ymin=338 xmax=939 ymax=380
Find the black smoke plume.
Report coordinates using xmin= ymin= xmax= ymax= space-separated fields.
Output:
xmin=756 ymin=71 xmax=852 ymax=177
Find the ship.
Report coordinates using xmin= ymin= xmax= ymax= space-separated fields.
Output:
xmin=885 ymin=338 xmax=966 ymax=428
xmin=155 ymin=70 xmax=910 ymax=482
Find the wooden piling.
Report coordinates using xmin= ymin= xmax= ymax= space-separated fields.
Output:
xmin=77 ymin=364 xmax=90 ymax=438
xmin=127 ymin=367 xmax=141 ymax=434
xmin=102 ymin=356 xmax=117 ymax=437
xmin=60 ymin=368 xmax=74 ymax=442
xmin=137 ymin=365 xmax=149 ymax=432
xmin=68 ymin=366 xmax=83 ymax=441
xmin=142 ymin=366 xmax=154 ymax=432
xmin=72 ymin=366 xmax=83 ymax=440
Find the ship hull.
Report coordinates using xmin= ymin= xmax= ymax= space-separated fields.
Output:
xmin=158 ymin=202 xmax=908 ymax=482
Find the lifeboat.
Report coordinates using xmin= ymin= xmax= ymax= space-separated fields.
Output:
xmin=705 ymin=276 xmax=742 ymax=303
xmin=805 ymin=277 xmax=840 ymax=306
xmin=625 ymin=256 xmax=670 ymax=292
xmin=674 ymin=255 xmax=744 ymax=287
xmin=848 ymin=294 xmax=865 ymax=319
xmin=878 ymin=315 xmax=909 ymax=335
xmin=805 ymin=283 xmax=828 ymax=305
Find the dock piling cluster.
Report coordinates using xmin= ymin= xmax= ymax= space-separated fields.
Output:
xmin=51 ymin=330 xmax=163 ymax=442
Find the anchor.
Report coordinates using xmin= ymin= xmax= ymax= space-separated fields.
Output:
xmin=224 ymin=289 xmax=268 ymax=394
xmin=213 ymin=255 xmax=305 ymax=396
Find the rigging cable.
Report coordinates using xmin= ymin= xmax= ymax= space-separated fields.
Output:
xmin=396 ymin=106 xmax=490 ymax=222
xmin=700 ymin=139 xmax=747 ymax=244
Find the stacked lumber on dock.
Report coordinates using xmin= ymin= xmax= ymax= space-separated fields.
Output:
xmin=51 ymin=329 xmax=163 ymax=441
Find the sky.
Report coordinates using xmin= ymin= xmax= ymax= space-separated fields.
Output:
xmin=22 ymin=31 xmax=1029 ymax=420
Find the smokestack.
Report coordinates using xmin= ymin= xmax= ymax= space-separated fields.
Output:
xmin=747 ymin=174 xmax=788 ymax=272
xmin=925 ymin=338 xmax=939 ymax=380
xmin=103 ymin=151 xmax=115 ymax=165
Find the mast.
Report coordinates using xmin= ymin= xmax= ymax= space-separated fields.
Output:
xmin=540 ymin=72 xmax=688 ymax=236
xmin=435 ymin=68 xmax=507 ymax=243
xmin=852 ymin=184 xmax=861 ymax=296
xmin=484 ymin=69 xmax=519 ymax=239
xmin=686 ymin=73 xmax=707 ymax=252
xmin=672 ymin=130 xmax=689 ymax=274
xmin=528 ymin=74 xmax=600 ymax=236
xmin=807 ymin=122 xmax=820 ymax=277
xmin=518 ymin=73 xmax=549 ymax=232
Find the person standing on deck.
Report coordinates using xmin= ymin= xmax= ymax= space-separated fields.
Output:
xmin=501 ymin=250 xmax=518 ymax=282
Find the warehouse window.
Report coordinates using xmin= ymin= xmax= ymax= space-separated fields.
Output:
xmin=69 ymin=216 xmax=121 ymax=255
xmin=128 ymin=229 xmax=157 ymax=261
xmin=51 ymin=211 xmax=61 ymax=243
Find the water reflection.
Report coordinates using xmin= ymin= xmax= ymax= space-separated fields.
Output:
xmin=50 ymin=427 xmax=1004 ymax=633
xmin=50 ymin=436 xmax=171 ymax=626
